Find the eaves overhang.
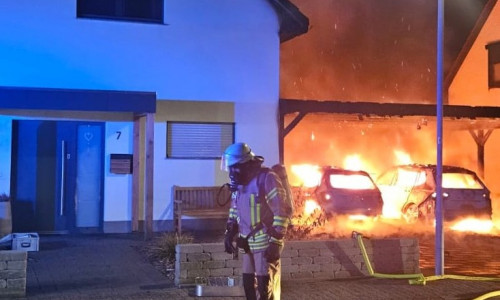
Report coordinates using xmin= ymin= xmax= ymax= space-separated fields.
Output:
xmin=267 ymin=0 xmax=309 ymax=43
xmin=0 ymin=86 xmax=156 ymax=114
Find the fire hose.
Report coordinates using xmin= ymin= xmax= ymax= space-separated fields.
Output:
xmin=352 ymin=231 xmax=500 ymax=300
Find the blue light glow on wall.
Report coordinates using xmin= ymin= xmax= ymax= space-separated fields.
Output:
xmin=0 ymin=1 xmax=279 ymax=101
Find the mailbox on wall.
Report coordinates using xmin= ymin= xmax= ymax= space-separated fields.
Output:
xmin=110 ymin=154 xmax=133 ymax=174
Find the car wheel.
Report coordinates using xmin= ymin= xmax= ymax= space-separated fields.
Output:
xmin=403 ymin=203 xmax=419 ymax=224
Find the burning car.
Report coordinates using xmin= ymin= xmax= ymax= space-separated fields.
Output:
xmin=376 ymin=164 xmax=492 ymax=224
xmin=313 ymin=166 xmax=384 ymax=219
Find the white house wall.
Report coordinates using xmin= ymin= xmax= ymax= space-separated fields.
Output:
xmin=104 ymin=122 xmax=134 ymax=230
xmin=0 ymin=0 xmax=282 ymax=232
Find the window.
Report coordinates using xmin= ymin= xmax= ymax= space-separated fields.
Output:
xmin=486 ymin=41 xmax=500 ymax=89
xmin=77 ymin=0 xmax=163 ymax=24
xmin=395 ymin=169 xmax=426 ymax=187
xmin=442 ymin=173 xmax=483 ymax=189
xmin=329 ymin=174 xmax=376 ymax=190
xmin=167 ymin=122 xmax=235 ymax=159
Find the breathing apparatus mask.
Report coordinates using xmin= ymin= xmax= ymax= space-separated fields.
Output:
xmin=221 ymin=143 xmax=264 ymax=191
xmin=228 ymin=158 xmax=263 ymax=190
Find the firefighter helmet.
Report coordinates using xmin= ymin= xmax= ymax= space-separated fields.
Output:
xmin=221 ymin=142 xmax=255 ymax=171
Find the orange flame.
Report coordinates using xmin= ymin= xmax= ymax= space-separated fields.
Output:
xmin=289 ymin=149 xmax=496 ymax=235
xmin=394 ymin=150 xmax=412 ymax=165
xmin=450 ymin=218 xmax=494 ymax=234
xmin=290 ymin=164 xmax=322 ymax=187
xmin=304 ymin=199 xmax=321 ymax=216
xmin=343 ymin=154 xmax=363 ymax=171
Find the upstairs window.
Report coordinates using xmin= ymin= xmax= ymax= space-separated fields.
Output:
xmin=167 ymin=122 xmax=235 ymax=159
xmin=486 ymin=41 xmax=500 ymax=89
xmin=77 ymin=0 xmax=163 ymax=24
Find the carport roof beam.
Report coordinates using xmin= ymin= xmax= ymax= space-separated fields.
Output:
xmin=280 ymin=99 xmax=500 ymax=120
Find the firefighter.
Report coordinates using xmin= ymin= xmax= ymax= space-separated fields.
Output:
xmin=221 ymin=142 xmax=292 ymax=300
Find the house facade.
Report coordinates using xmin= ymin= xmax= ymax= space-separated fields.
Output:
xmin=448 ymin=0 xmax=500 ymax=198
xmin=0 ymin=0 xmax=308 ymax=234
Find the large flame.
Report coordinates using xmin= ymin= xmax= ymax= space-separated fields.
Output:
xmin=394 ymin=149 xmax=413 ymax=165
xmin=304 ymin=199 xmax=321 ymax=215
xmin=450 ymin=218 xmax=494 ymax=234
xmin=290 ymin=164 xmax=322 ymax=187
xmin=343 ymin=154 xmax=363 ymax=170
xmin=379 ymin=165 xmax=425 ymax=219
xmin=288 ymin=150 xmax=496 ymax=235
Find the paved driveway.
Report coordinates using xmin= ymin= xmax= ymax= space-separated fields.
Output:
xmin=23 ymin=232 xmax=500 ymax=299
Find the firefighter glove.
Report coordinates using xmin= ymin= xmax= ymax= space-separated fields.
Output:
xmin=264 ymin=242 xmax=282 ymax=263
xmin=224 ymin=222 xmax=238 ymax=254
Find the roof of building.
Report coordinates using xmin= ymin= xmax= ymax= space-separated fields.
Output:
xmin=445 ymin=0 xmax=498 ymax=88
xmin=268 ymin=0 xmax=309 ymax=43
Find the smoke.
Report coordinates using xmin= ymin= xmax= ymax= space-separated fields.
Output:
xmin=281 ymin=0 xmax=488 ymax=102
xmin=281 ymin=0 xmax=437 ymax=102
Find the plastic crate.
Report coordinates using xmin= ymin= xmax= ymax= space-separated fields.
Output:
xmin=12 ymin=232 xmax=39 ymax=251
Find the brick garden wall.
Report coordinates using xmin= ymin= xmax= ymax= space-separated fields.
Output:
xmin=0 ymin=251 xmax=27 ymax=298
xmin=175 ymin=237 xmax=420 ymax=286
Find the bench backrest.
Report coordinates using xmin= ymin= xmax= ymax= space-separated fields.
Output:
xmin=173 ymin=185 xmax=232 ymax=211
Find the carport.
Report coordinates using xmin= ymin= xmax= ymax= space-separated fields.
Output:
xmin=279 ymin=99 xmax=500 ymax=179
xmin=0 ymin=86 xmax=156 ymax=238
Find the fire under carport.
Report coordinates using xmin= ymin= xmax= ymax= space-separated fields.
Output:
xmin=278 ymin=99 xmax=500 ymax=179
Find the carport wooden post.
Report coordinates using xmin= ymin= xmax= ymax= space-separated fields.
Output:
xmin=131 ymin=113 xmax=154 ymax=240
xmin=279 ymin=100 xmax=308 ymax=164
xmin=132 ymin=116 xmax=144 ymax=232
xmin=145 ymin=113 xmax=154 ymax=239
xmin=468 ymin=129 xmax=493 ymax=179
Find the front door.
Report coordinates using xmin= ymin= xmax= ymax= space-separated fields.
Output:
xmin=11 ymin=120 xmax=103 ymax=233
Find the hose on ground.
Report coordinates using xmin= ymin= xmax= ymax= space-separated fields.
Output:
xmin=352 ymin=231 xmax=500 ymax=300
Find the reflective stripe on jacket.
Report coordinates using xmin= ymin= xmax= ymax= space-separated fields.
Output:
xmin=227 ymin=167 xmax=291 ymax=252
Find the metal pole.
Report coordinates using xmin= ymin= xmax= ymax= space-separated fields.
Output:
xmin=435 ymin=0 xmax=445 ymax=276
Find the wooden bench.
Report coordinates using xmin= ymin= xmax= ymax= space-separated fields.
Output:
xmin=173 ymin=185 xmax=232 ymax=235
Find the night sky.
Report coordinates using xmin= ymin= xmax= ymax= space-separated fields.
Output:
xmin=280 ymin=0 xmax=489 ymax=103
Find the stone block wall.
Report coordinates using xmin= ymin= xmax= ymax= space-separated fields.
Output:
xmin=175 ymin=237 xmax=420 ymax=286
xmin=0 ymin=251 xmax=27 ymax=298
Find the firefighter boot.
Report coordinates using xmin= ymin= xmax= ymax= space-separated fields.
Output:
xmin=242 ymin=273 xmax=257 ymax=300
xmin=257 ymin=275 xmax=272 ymax=300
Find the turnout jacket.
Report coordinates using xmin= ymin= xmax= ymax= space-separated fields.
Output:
xmin=227 ymin=168 xmax=292 ymax=252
